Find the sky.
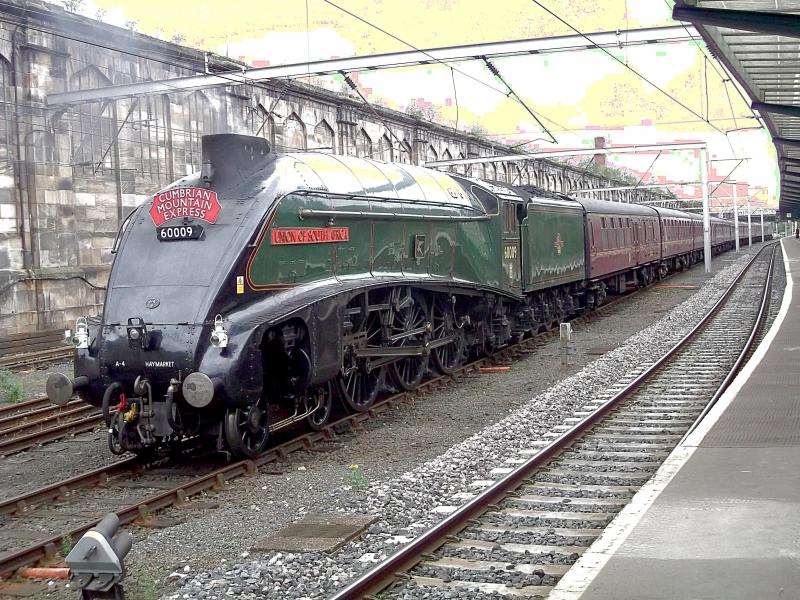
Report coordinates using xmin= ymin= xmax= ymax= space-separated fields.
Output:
xmin=78 ymin=0 xmax=777 ymax=210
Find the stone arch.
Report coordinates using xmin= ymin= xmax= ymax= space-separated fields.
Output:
xmin=426 ymin=145 xmax=438 ymax=163
xmin=260 ymin=114 xmax=276 ymax=148
xmin=442 ymin=149 xmax=453 ymax=172
xmin=499 ymin=163 xmax=508 ymax=183
xmin=312 ymin=119 xmax=335 ymax=152
xmin=399 ymin=140 xmax=412 ymax=164
xmin=356 ymin=128 xmax=372 ymax=158
xmin=284 ymin=112 xmax=307 ymax=150
xmin=378 ymin=134 xmax=393 ymax=162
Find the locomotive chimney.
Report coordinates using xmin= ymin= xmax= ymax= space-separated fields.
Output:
xmin=201 ymin=134 xmax=271 ymax=186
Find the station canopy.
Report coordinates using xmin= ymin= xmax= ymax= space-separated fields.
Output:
xmin=674 ymin=1 xmax=800 ymax=217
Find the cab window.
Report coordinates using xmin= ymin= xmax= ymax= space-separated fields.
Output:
xmin=502 ymin=202 xmax=518 ymax=235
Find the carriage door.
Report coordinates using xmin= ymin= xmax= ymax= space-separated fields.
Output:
xmin=501 ymin=200 xmax=522 ymax=292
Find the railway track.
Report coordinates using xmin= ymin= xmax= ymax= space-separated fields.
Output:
xmin=0 ymin=346 xmax=73 ymax=371
xmin=329 ymin=242 xmax=779 ymax=599
xmin=0 ymin=397 xmax=103 ymax=457
xmin=0 ymin=255 xmax=740 ymax=578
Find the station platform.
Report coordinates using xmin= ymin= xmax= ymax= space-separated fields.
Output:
xmin=552 ymin=237 xmax=800 ymax=600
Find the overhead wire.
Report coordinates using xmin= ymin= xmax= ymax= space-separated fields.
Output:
xmin=660 ymin=0 xmax=761 ymax=123
xmin=450 ymin=67 xmax=459 ymax=132
xmin=318 ymin=0 xmax=570 ymax=140
xmin=527 ymin=0 xmax=726 ymax=135
xmin=0 ymin=3 xmax=320 ymax=110
xmin=659 ymin=0 xmax=761 ymax=158
xmin=481 ymin=56 xmax=557 ymax=143
xmin=340 ymin=71 xmax=410 ymax=154
xmin=634 ymin=151 xmax=662 ymax=188
xmin=709 ymin=159 xmax=745 ymax=196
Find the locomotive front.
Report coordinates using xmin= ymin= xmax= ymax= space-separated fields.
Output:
xmin=46 ymin=134 xmax=276 ymax=456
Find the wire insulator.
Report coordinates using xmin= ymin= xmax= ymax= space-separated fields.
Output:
xmin=483 ymin=58 xmax=500 ymax=78
xmin=340 ymin=72 xmax=358 ymax=91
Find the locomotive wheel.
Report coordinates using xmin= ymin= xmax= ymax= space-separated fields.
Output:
xmin=339 ymin=364 xmax=385 ymax=412
xmin=224 ymin=397 xmax=270 ymax=458
xmin=306 ymin=382 xmax=333 ymax=430
xmin=388 ymin=289 xmax=430 ymax=391
xmin=431 ymin=296 xmax=465 ymax=375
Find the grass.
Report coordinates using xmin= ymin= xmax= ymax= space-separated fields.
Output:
xmin=60 ymin=534 xmax=73 ymax=557
xmin=0 ymin=368 xmax=24 ymax=404
xmin=344 ymin=464 xmax=369 ymax=490
xmin=126 ymin=566 xmax=169 ymax=600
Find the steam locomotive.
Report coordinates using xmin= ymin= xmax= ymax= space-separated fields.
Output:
xmin=45 ymin=134 xmax=770 ymax=458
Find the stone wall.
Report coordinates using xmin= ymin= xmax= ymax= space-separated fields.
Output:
xmin=0 ymin=0 xmax=670 ymax=337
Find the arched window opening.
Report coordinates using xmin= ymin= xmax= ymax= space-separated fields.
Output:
xmin=119 ymin=94 xmax=172 ymax=184
xmin=260 ymin=114 xmax=276 ymax=148
xmin=457 ymin=152 xmax=468 ymax=176
xmin=356 ymin=128 xmax=372 ymax=158
xmin=312 ymin=119 xmax=334 ymax=152
xmin=426 ymin=145 xmax=438 ymax=163
xmin=442 ymin=149 xmax=453 ymax=172
xmin=283 ymin=113 xmax=307 ymax=151
xmin=499 ymin=163 xmax=508 ymax=183
xmin=0 ymin=56 xmax=12 ymax=175
xmin=182 ymin=91 xmax=215 ymax=173
xmin=378 ymin=134 xmax=393 ymax=162
xmin=399 ymin=140 xmax=412 ymax=164
xmin=69 ymin=66 xmax=116 ymax=177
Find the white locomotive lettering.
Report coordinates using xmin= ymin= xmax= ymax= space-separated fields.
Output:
xmin=145 ymin=361 xmax=175 ymax=368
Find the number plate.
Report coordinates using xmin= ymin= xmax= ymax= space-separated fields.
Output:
xmin=157 ymin=224 xmax=203 ymax=241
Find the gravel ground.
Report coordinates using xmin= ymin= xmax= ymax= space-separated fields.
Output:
xmin=1 ymin=361 xmax=73 ymax=403
xmin=8 ymin=243 xmax=770 ymax=600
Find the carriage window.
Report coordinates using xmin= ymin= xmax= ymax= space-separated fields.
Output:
xmin=601 ymin=226 xmax=608 ymax=249
xmin=609 ymin=218 xmax=616 ymax=248
xmin=601 ymin=217 xmax=606 ymax=229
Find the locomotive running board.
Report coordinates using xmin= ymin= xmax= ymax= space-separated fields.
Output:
xmin=354 ymin=336 xmax=455 ymax=359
